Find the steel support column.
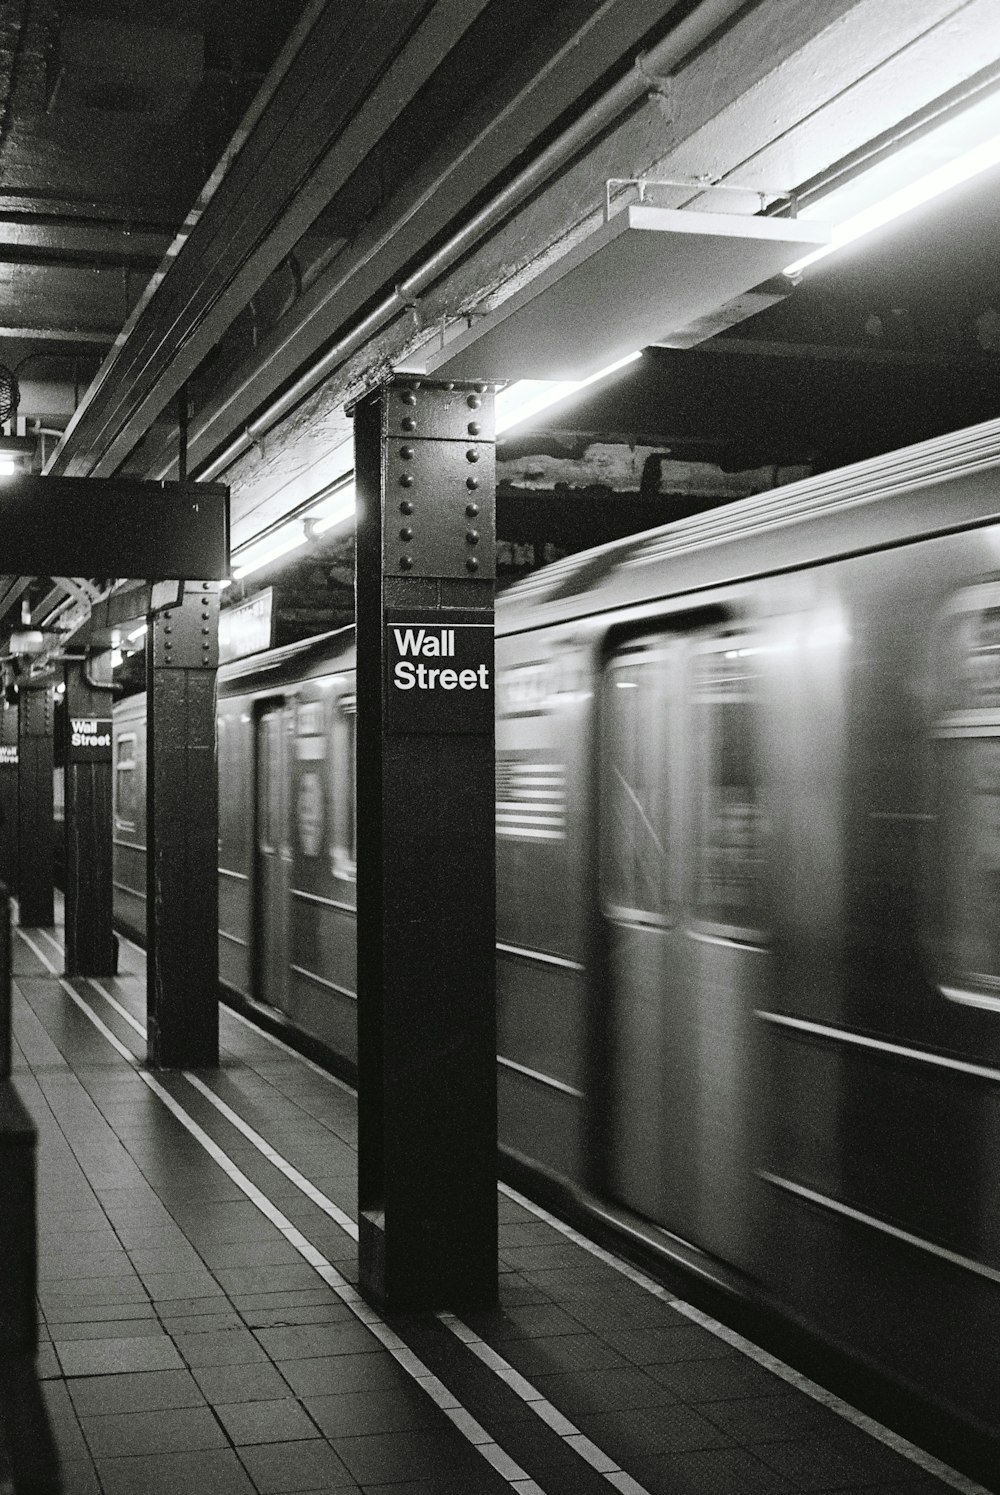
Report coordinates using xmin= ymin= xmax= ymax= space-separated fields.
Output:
xmin=16 ymin=683 xmax=53 ymax=928
xmin=0 ymin=705 xmax=17 ymax=893
xmin=63 ymin=654 xmax=115 ymax=976
xmin=354 ymin=376 xmax=497 ymax=1311
xmin=146 ymin=582 xmax=220 ymax=1068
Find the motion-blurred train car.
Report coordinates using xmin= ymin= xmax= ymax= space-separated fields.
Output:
xmin=113 ymin=417 xmax=1000 ymax=1452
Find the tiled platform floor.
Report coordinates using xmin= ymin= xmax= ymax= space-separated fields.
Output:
xmin=8 ymin=917 xmax=987 ymax=1495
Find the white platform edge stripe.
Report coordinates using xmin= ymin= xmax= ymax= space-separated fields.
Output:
xmin=180 ymin=1054 xmax=653 ymax=1491
xmin=435 ymin=1314 xmax=642 ymax=1484
xmin=15 ymin=929 xmax=543 ymax=1495
xmin=39 ymin=928 xmax=653 ymax=1495
xmin=36 ymin=922 xmax=987 ymax=1495
xmin=121 ymin=936 xmax=984 ymax=1495
xmin=496 ymin=1181 xmax=993 ymax=1495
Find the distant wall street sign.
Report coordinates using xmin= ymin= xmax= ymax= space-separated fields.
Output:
xmin=66 ymin=716 xmax=112 ymax=762
xmin=386 ymin=621 xmax=493 ymax=734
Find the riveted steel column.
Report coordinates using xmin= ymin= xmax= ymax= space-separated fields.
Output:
xmin=0 ymin=885 xmax=9 ymax=1078
xmin=354 ymin=376 xmax=497 ymax=1311
xmin=16 ymin=683 xmax=53 ymax=928
xmin=146 ymin=582 xmax=220 ymax=1068
xmin=63 ymin=653 xmax=115 ymax=975
xmin=0 ymin=705 xmax=17 ymax=893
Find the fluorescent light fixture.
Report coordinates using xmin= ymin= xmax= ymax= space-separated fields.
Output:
xmin=232 ymin=526 xmax=309 ymax=580
xmin=231 ymin=354 xmax=637 ymax=573
xmin=127 ymin=622 xmax=147 ymax=642
xmin=310 ymin=483 xmax=356 ymax=535
xmin=787 ymin=89 xmax=1000 ymax=274
xmin=495 ymin=350 xmax=642 ymax=435
xmin=231 ymin=482 xmax=356 ymax=580
xmin=0 ymin=457 xmax=17 ymax=477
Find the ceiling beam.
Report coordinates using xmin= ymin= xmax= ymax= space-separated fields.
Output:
xmin=44 ymin=0 xmax=500 ymax=480
xmin=0 ymin=218 xmax=171 ymax=264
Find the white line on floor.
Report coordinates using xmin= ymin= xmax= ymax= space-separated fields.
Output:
xmin=16 ymin=927 xmax=547 ymax=1495
xmin=29 ymin=922 xmax=989 ymax=1495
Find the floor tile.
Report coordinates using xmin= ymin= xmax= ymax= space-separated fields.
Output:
xmin=277 ymin=1353 xmax=414 ymax=1399
xmin=58 ymin=1459 xmax=102 ymax=1495
xmin=237 ymin=1438 xmax=357 ymax=1492
xmin=754 ymin=1434 xmax=928 ymax=1490
xmin=55 ymin=1334 xmax=183 ymax=1377
xmin=67 ymin=1368 xmax=206 ymax=1417
xmin=193 ymin=1362 xmax=294 ymax=1404
xmin=215 ymin=1397 xmax=322 ymax=1445
xmin=329 ymin=1427 xmax=489 ymax=1485
xmin=499 ymin=1331 xmax=629 ymax=1377
xmin=303 ymin=1385 xmax=440 ymax=1439
xmin=96 ymin=1446 xmax=256 ymax=1495
xmin=81 ymin=1405 xmax=228 ymax=1458
xmin=254 ymin=1323 xmax=381 ymax=1361
xmin=631 ymin=1444 xmax=798 ymax=1495
xmin=46 ymin=1317 xmax=166 ymax=1342
xmin=698 ymin=1392 xmax=846 ymax=1444
xmin=579 ymin=1402 xmax=733 ymax=1460
xmin=172 ymin=1327 xmax=268 ymax=1368
xmin=531 ymin=1366 xmax=678 ymax=1418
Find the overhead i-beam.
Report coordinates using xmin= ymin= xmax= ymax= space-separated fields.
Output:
xmin=0 ymin=476 xmax=229 ymax=579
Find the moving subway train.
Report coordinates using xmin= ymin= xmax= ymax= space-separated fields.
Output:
xmin=113 ymin=417 xmax=1000 ymax=1453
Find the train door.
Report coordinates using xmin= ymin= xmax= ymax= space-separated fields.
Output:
xmin=600 ymin=628 xmax=769 ymax=1261
xmin=684 ymin=634 xmax=769 ymax=1263
xmin=255 ymin=701 xmax=291 ymax=1011
xmin=600 ymin=635 xmax=687 ymax=1226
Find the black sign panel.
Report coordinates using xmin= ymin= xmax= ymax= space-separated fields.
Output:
xmin=0 ymin=476 xmax=229 ymax=579
xmin=386 ymin=622 xmax=492 ymax=734
xmin=67 ymin=716 xmax=112 ymax=762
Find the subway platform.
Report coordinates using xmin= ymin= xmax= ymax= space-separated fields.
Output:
xmin=6 ymin=909 xmax=990 ymax=1495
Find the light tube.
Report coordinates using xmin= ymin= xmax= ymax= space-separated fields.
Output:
xmin=310 ymin=485 xmax=356 ymax=535
xmin=786 ymin=89 xmax=1000 ymax=274
xmin=228 ymin=353 xmax=637 ymax=575
xmin=494 ymin=350 xmax=642 ymax=435
xmin=232 ymin=525 xmax=309 ymax=579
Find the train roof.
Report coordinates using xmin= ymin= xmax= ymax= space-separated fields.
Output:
xmin=496 ymin=414 xmax=1000 ymax=635
xmin=218 ymin=625 xmax=355 ymax=695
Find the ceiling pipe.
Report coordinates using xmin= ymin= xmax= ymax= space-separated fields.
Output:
xmin=195 ymin=0 xmax=751 ymax=482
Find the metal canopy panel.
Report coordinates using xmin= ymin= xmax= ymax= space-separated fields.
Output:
xmin=0 ymin=477 xmax=229 ymax=579
xmin=425 ymin=205 xmax=829 ymax=381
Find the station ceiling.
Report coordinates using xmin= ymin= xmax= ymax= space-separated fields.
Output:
xmin=1 ymin=0 xmax=1000 ymax=656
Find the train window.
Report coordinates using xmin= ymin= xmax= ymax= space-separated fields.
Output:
xmin=600 ymin=642 xmax=672 ymax=923
xmin=114 ymin=733 xmax=137 ymax=832
xmin=257 ymin=711 xmax=281 ymax=854
xmin=935 ymin=598 xmax=1000 ymax=1005
xmin=691 ymin=641 xmax=766 ymax=939
xmin=331 ymin=693 xmax=356 ymax=882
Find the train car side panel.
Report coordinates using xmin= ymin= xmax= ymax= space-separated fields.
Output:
xmin=218 ymin=693 xmax=253 ymax=996
xmin=286 ymin=673 xmax=357 ymax=1062
xmin=496 ymin=631 xmax=592 ymax=1183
